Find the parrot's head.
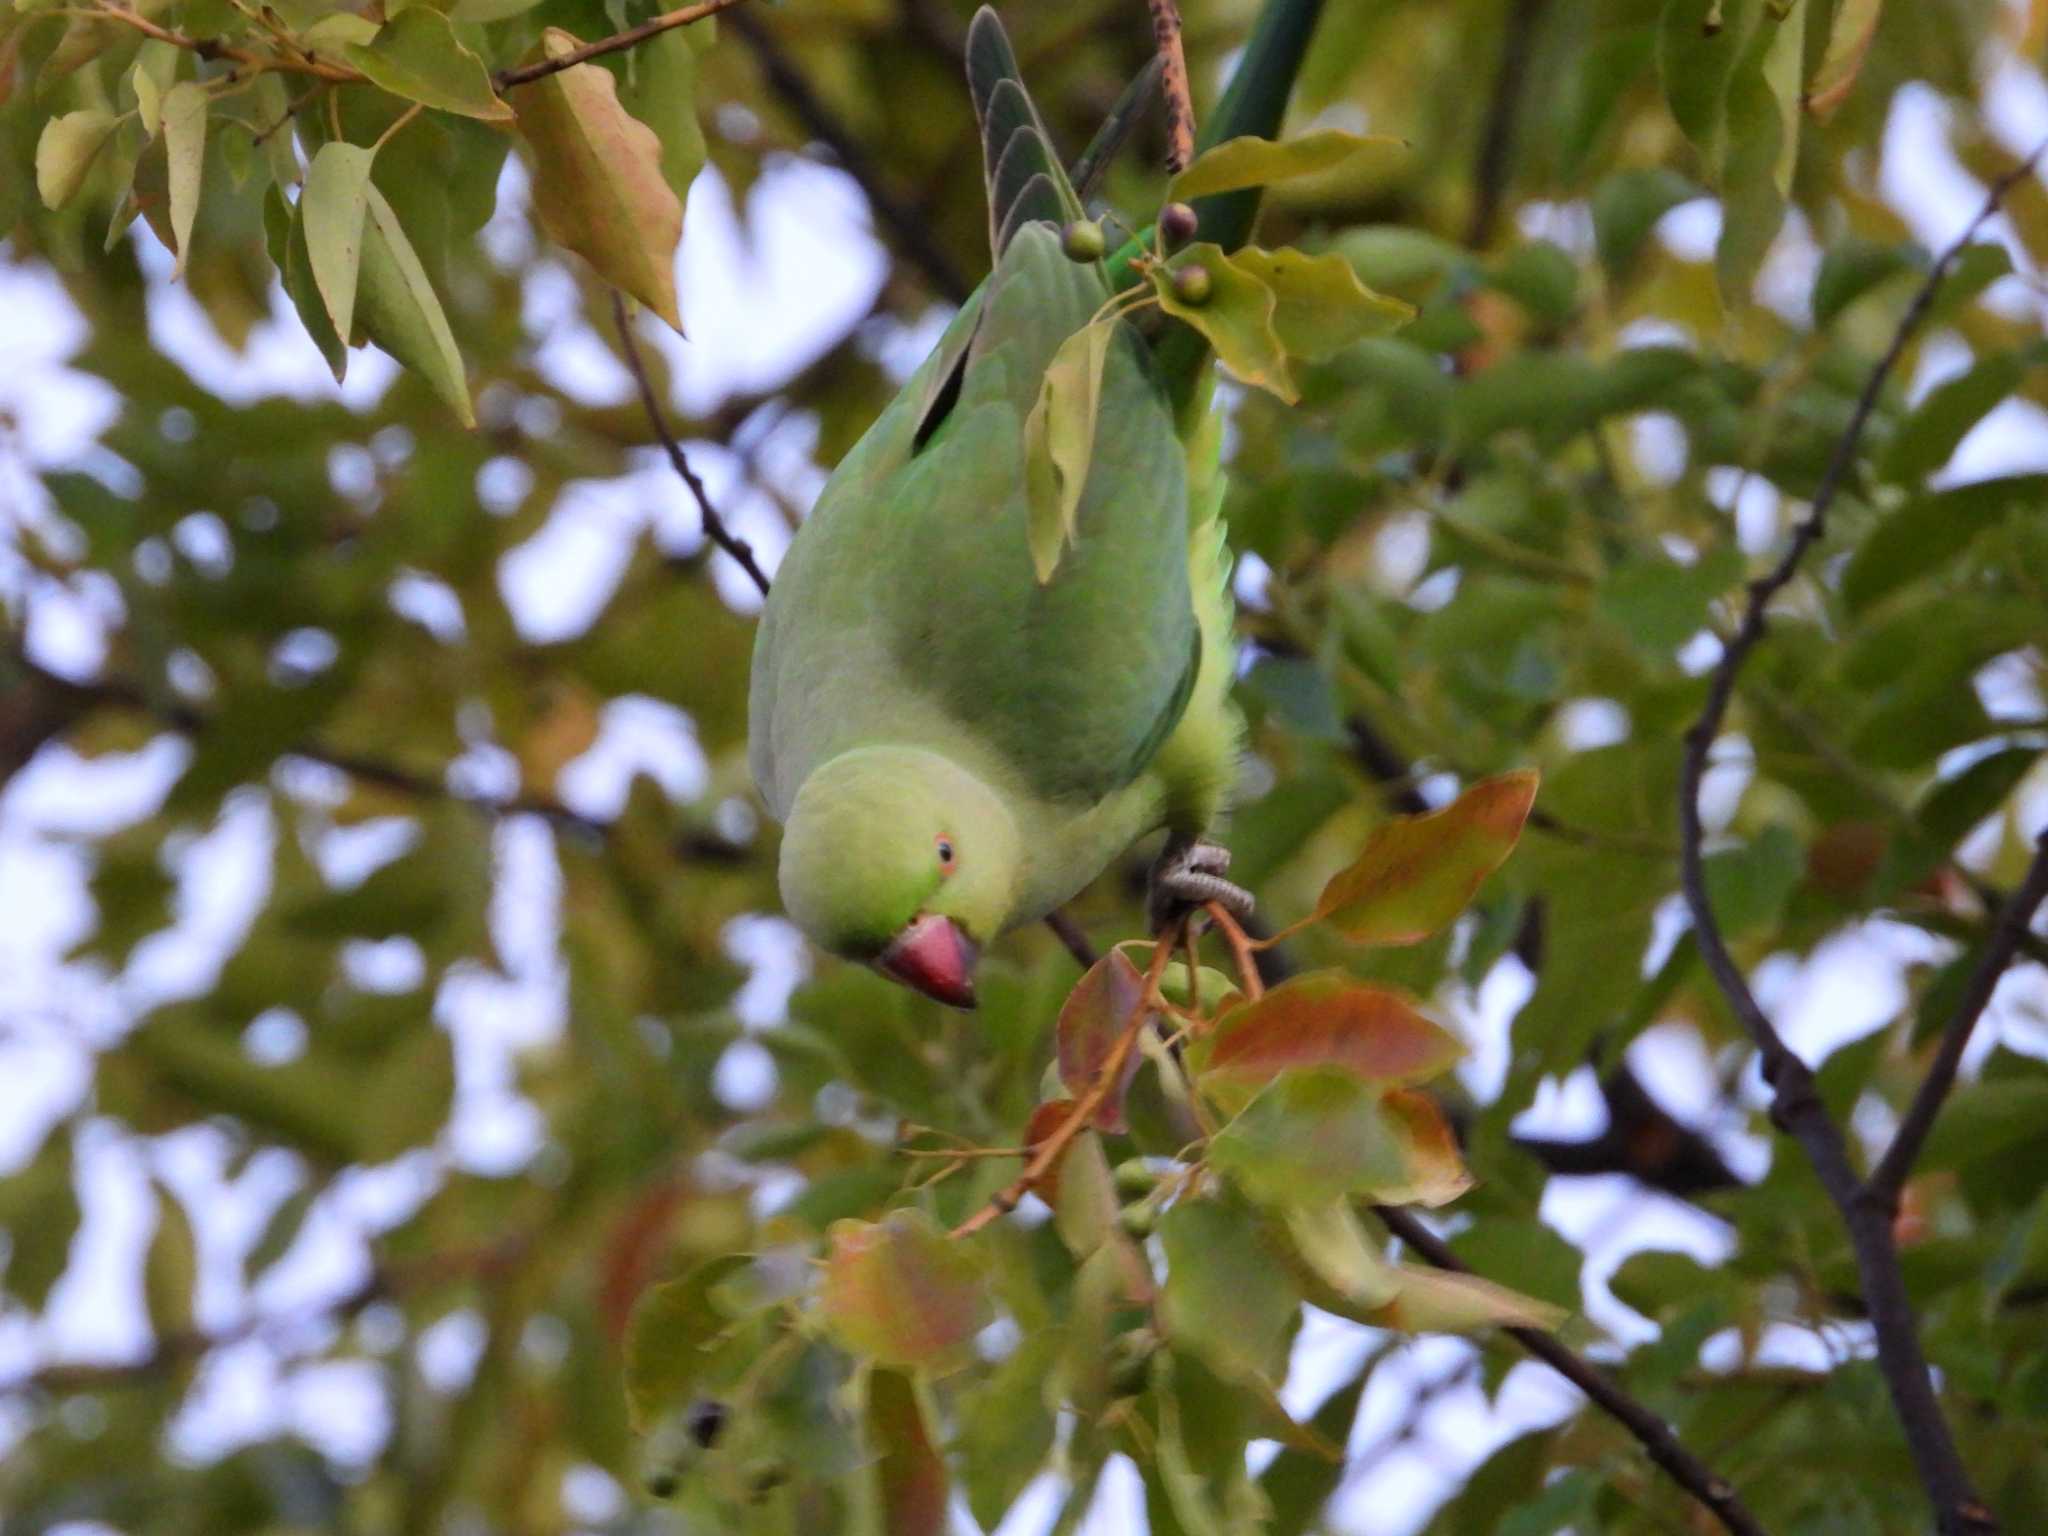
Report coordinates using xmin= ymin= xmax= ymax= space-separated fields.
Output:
xmin=779 ymin=746 xmax=1021 ymax=1009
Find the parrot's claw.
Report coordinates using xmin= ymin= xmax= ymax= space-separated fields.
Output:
xmin=1148 ymin=839 xmax=1254 ymax=936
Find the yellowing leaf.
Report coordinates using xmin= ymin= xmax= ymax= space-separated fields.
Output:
xmin=162 ymin=81 xmax=206 ymax=279
xmin=1230 ymin=246 xmax=1411 ymax=361
xmin=302 ymin=141 xmax=374 ymax=349
xmin=1023 ymin=318 xmax=1116 ymax=584
xmin=132 ymin=63 xmax=164 ymax=139
xmin=1055 ymin=947 xmax=1147 ymax=1130
xmin=1152 ymin=243 xmax=1296 ymax=402
xmin=822 ymin=1209 xmax=987 ymax=1373
xmin=1309 ymin=769 xmax=1538 ymax=945
xmin=622 ymin=1254 xmax=749 ymax=1432
xmin=1168 ymin=129 xmax=1405 ymax=201
xmin=1807 ymin=0 xmax=1882 ymax=120
xmin=358 ymin=184 xmax=475 ymax=426
xmin=1377 ymin=1089 xmax=1473 ymax=1207
xmin=344 ymin=8 xmax=514 ymax=123
xmin=513 ymin=28 xmax=683 ymax=331
xmin=1368 ymin=1266 xmax=1567 ymax=1334
xmin=1194 ymin=972 xmax=1465 ymax=1105
xmin=36 ymin=109 xmax=117 ymax=208
xmin=1278 ymin=1197 xmax=1401 ymax=1310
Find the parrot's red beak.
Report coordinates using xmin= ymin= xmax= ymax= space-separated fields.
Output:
xmin=876 ymin=914 xmax=980 ymax=1010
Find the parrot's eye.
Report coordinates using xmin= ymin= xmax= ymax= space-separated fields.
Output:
xmin=936 ymin=837 xmax=957 ymax=872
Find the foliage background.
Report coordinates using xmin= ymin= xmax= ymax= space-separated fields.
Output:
xmin=4 ymin=0 xmax=2048 ymax=1532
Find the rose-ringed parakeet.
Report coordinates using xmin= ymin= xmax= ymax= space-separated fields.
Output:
xmin=749 ymin=4 xmax=1324 ymax=1006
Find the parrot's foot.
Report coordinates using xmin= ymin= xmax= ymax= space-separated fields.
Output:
xmin=1148 ymin=839 xmax=1255 ymax=936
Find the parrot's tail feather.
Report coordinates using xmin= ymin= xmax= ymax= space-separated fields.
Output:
xmin=967 ymin=9 xmax=1082 ymax=254
xmin=1071 ymin=55 xmax=1162 ymax=200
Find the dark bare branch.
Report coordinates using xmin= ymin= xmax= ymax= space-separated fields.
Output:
xmin=1374 ymin=1205 xmax=1766 ymax=1536
xmin=1865 ymin=830 xmax=2048 ymax=1208
xmin=494 ymin=0 xmax=753 ymax=90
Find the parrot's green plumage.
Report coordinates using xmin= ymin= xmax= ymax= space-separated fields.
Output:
xmin=749 ymin=5 xmax=1316 ymax=1002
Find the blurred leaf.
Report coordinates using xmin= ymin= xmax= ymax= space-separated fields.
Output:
xmin=1807 ymin=0 xmax=1884 ymax=120
xmin=1232 ymin=245 xmax=1412 ymax=359
xmin=1054 ymin=949 xmax=1146 ymax=1131
xmin=866 ymin=1368 xmax=947 ymax=1536
xmin=821 ymin=1209 xmax=987 ymax=1374
xmin=0 ymin=1134 xmax=79 ymax=1310
xmin=145 ymin=1180 xmax=199 ymax=1340
xmin=623 ymin=1255 xmax=750 ymax=1433
xmin=1157 ymin=1196 xmax=1299 ymax=1386
xmin=35 ymin=108 xmax=117 ymax=207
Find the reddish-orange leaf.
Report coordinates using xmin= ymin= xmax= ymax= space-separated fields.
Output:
xmin=1021 ymin=1099 xmax=1080 ymax=1207
xmin=821 ymin=1210 xmax=986 ymax=1373
xmin=1055 ymin=949 xmax=1148 ymax=1132
xmin=1310 ymin=770 xmax=1538 ymax=946
xmin=1197 ymin=972 xmax=1464 ymax=1099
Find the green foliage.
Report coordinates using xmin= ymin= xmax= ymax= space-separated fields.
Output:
xmin=5 ymin=0 xmax=2048 ymax=1532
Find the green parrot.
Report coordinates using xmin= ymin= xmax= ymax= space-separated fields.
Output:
xmin=748 ymin=3 xmax=1323 ymax=1007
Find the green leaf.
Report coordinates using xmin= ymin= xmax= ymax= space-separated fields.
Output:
xmin=513 ymin=27 xmax=684 ymax=331
xmin=162 ymin=80 xmax=207 ymax=279
xmin=1153 ymin=243 xmax=1296 ymax=401
xmin=1022 ymin=318 xmax=1116 ymax=584
xmin=302 ymin=141 xmax=375 ymax=348
xmin=358 ymin=183 xmax=475 ymax=425
xmin=36 ymin=109 xmax=118 ymax=208
xmin=1806 ymin=0 xmax=1883 ymax=120
xmin=1700 ymin=824 xmax=1804 ymax=937
xmin=1307 ymin=770 xmax=1539 ymax=944
xmin=145 ymin=1181 xmax=199 ymax=1340
xmin=1209 ymin=1070 xmax=1469 ymax=1208
xmin=1230 ymin=245 xmax=1412 ymax=360
xmin=821 ymin=1209 xmax=987 ymax=1373
xmin=268 ymin=188 xmax=348 ymax=382
xmin=1841 ymin=475 xmax=2048 ymax=615
xmin=343 ymin=8 xmax=513 ymax=122
xmin=1194 ymin=973 xmax=1465 ymax=1108
xmin=1716 ymin=4 xmax=1803 ymax=303
xmin=0 ymin=1134 xmax=79 ymax=1310
xmin=1054 ymin=947 xmax=1146 ymax=1131
xmin=1880 ymin=348 xmax=2039 ymax=485
xmin=356 ymin=1026 xmax=454 ymax=1161
xmin=1811 ymin=236 xmax=1923 ymax=328
xmin=1157 ymin=1197 xmax=1299 ymax=1386
xmin=1591 ymin=166 xmax=1697 ymax=278
xmin=623 ymin=1255 xmax=750 ymax=1433
xmin=867 ymin=1369 xmax=947 ymax=1536
xmin=1168 ymin=130 xmax=1404 ymax=201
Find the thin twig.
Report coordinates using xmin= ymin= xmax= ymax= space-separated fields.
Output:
xmin=1044 ymin=908 xmax=1099 ymax=969
xmin=493 ymin=0 xmax=752 ymax=90
xmin=725 ymin=9 xmax=972 ymax=302
xmin=1864 ymin=830 xmax=2048 ymax=1208
xmin=1676 ymin=143 xmax=2048 ymax=1536
xmin=85 ymin=3 xmax=363 ymax=82
xmin=952 ymin=937 xmax=1175 ymax=1237
xmin=1373 ymin=1206 xmax=1767 ymax=1536
xmin=1145 ymin=0 xmax=1195 ymax=174
xmin=1206 ymin=901 xmax=1264 ymax=1001
xmin=610 ymin=290 xmax=774 ymax=597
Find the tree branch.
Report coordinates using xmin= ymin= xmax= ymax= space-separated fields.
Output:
xmin=1675 ymin=145 xmax=2048 ymax=1536
xmin=610 ymin=290 xmax=774 ymax=597
xmin=1145 ymin=0 xmax=1195 ymax=174
xmin=493 ymin=0 xmax=753 ymax=90
xmin=1464 ymin=0 xmax=1549 ymax=248
xmin=1864 ymin=830 xmax=2048 ymax=1208
xmin=725 ymin=10 xmax=973 ymax=303
xmin=1374 ymin=1205 xmax=1766 ymax=1536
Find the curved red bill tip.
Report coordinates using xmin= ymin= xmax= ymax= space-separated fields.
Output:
xmin=876 ymin=913 xmax=979 ymax=1009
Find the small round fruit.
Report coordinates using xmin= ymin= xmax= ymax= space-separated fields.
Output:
xmin=1171 ymin=264 xmax=1213 ymax=305
xmin=1062 ymin=219 xmax=1107 ymax=262
xmin=1160 ymin=201 xmax=1198 ymax=247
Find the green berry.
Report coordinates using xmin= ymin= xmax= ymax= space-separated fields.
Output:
xmin=1172 ymin=264 xmax=1213 ymax=306
xmin=1062 ymin=219 xmax=1107 ymax=262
